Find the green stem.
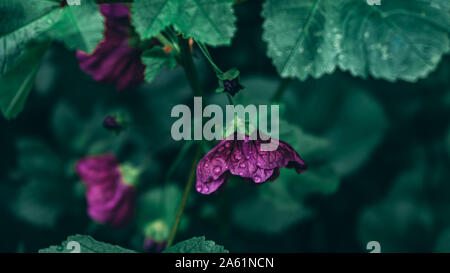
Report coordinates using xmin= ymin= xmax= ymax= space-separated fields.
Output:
xmin=179 ymin=37 xmax=203 ymax=96
xmin=196 ymin=42 xmax=223 ymax=74
xmin=226 ymin=93 xmax=235 ymax=105
xmin=165 ymin=141 xmax=193 ymax=183
xmin=166 ymin=144 xmax=202 ymax=248
xmin=271 ymin=78 xmax=292 ymax=102
xmin=156 ymin=33 xmax=173 ymax=48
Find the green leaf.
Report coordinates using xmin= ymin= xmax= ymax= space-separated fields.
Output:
xmin=277 ymin=120 xmax=330 ymax=162
xmin=51 ymin=101 xmax=82 ymax=146
xmin=136 ymin=185 xmax=183 ymax=241
xmin=15 ymin=138 xmax=62 ymax=177
xmin=47 ymin=0 xmax=104 ymax=53
xmin=232 ymin=194 xmax=312 ymax=234
xmin=434 ymin=228 xmax=450 ymax=253
xmin=11 ymin=179 xmax=64 ymax=228
xmin=325 ymin=89 xmax=388 ymax=175
xmin=334 ymin=0 xmax=450 ymax=82
xmin=132 ymin=0 xmax=180 ymax=40
xmin=0 ymin=0 xmax=59 ymax=74
xmin=39 ymin=234 xmax=136 ymax=253
xmin=163 ymin=236 xmax=229 ymax=253
xmin=142 ymin=47 xmax=177 ymax=83
xmin=262 ymin=0 xmax=450 ymax=82
xmin=0 ymin=42 xmax=49 ymax=119
xmin=174 ymin=0 xmax=237 ymax=46
xmin=262 ymin=0 xmax=337 ymax=80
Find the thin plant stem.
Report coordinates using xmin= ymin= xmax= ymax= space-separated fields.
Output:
xmin=166 ymin=144 xmax=202 ymax=248
xmin=196 ymin=42 xmax=223 ymax=74
xmin=156 ymin=33 xmax=173 ymax=48
xmin=179 ymin=37 xmax=203 ymax=96
xmin=271 ymin=78 xmax=292 ymax=102
xmin=164 ymin=141 xmax=193 ymax=183
xmin=226 ymin=93 xmax=234 ymax=105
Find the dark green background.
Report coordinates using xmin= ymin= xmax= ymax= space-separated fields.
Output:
xmin=0 ymin=1 xmax=449 ymax=253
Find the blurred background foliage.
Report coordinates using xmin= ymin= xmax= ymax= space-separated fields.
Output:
xmin=0 ymin=1 xmax=449 ymax=252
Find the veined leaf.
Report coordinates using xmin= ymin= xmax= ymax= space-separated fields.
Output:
xmin=163 ymin=236 xmax=229 ymax=253
xmin=174 ymin=0 xmax=237 ymax=46
xmin=39 ymin=234 xmax=136 ymax=253
xmin=0 ymin=42 xmax=50 ymax=119
xmin=262 ymin=0 xmax=338 ymax=80
xmin=142 ymin=47 xmax=177 ymax=83
xmin=47 ymin=0 xmax=104 ymax=53
xmin=0 ymin=0 xmax=60 ymax=74
xmin=262 ymin=0 xmax=450 ymax=82
xmin=132 ymin=0 xmax=180 ymax=40
xmin=334 ymin=0 xmax=450 ymax=82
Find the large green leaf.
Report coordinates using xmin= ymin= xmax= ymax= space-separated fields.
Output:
xmin=163 ymin=236 xmax=229 ymax=253
xmin=262 ymin=0 xmax=337 ymax=80
xmin=132 ymin=0 xmax=180 ymax=40
xmin=132 ymin=0 xmax=237 ymax=46
xmin=0 ymin=42 xmax=49 ymax=119
xmin=0 ymin=0 xmax=59 ymax=74
xmin=141 ymin=47 xmax=177 ymax=83
xmin=334 ymin=0 xmax=450 ymax=82
xmin=174 ymin=0 xmax=237 ymax=46
xmin=39 ymin=235 xmax=136 ymax=253
xmin=47 ymin=0 xmax=104 ymax=53
xmin=10 ymin=138 xmax=67 ymax=228
xmin=0 ymin=0 xmax=104 ymax=119
xmin=262 ymin=0 xmax=450 ymax=82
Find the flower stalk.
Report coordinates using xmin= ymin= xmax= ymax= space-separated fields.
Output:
xmin=166 ymin=144 xmax=202 ymax=248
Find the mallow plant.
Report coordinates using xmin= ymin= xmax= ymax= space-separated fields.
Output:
xmin=0 ymin=0 xmax=449 ymax=253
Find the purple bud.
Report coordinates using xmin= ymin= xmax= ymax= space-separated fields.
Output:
xmin=143 ymin=238 xmax=166 ymax=253
xmin=103 ymin=116 xmax=121 ymax=130
xmin=223 ymin=78 xmax=243 ymax=96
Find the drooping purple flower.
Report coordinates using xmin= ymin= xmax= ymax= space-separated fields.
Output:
xmin=196 ymin=134 xmax=307 ymax=194
xmin=76 ymin=4 xmax=145 ymax=91
xmin=75 ymin=153 xmax=136 ymax=227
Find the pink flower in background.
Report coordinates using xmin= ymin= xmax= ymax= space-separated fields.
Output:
xmin=196 ymin=134 xmax=307 ymax=194
xmin=75 ymin=153 xmax=136 ymax=227
xmin=76 ymin=4 xmax=145 ymax=91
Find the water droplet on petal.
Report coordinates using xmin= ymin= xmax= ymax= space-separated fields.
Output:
xmin=213 ymin=167 xmax=221 ymax=174
xmin=254 ymin=176 xmax=261 ymax=182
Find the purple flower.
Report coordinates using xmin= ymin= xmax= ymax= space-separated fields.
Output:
xmin=75 ymin=153 xmax=136 ymax=227
xmin=76 ymin=4 xmax=145 ymax=91
xmin=196 ymin=134 xmax=307 ymax=194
